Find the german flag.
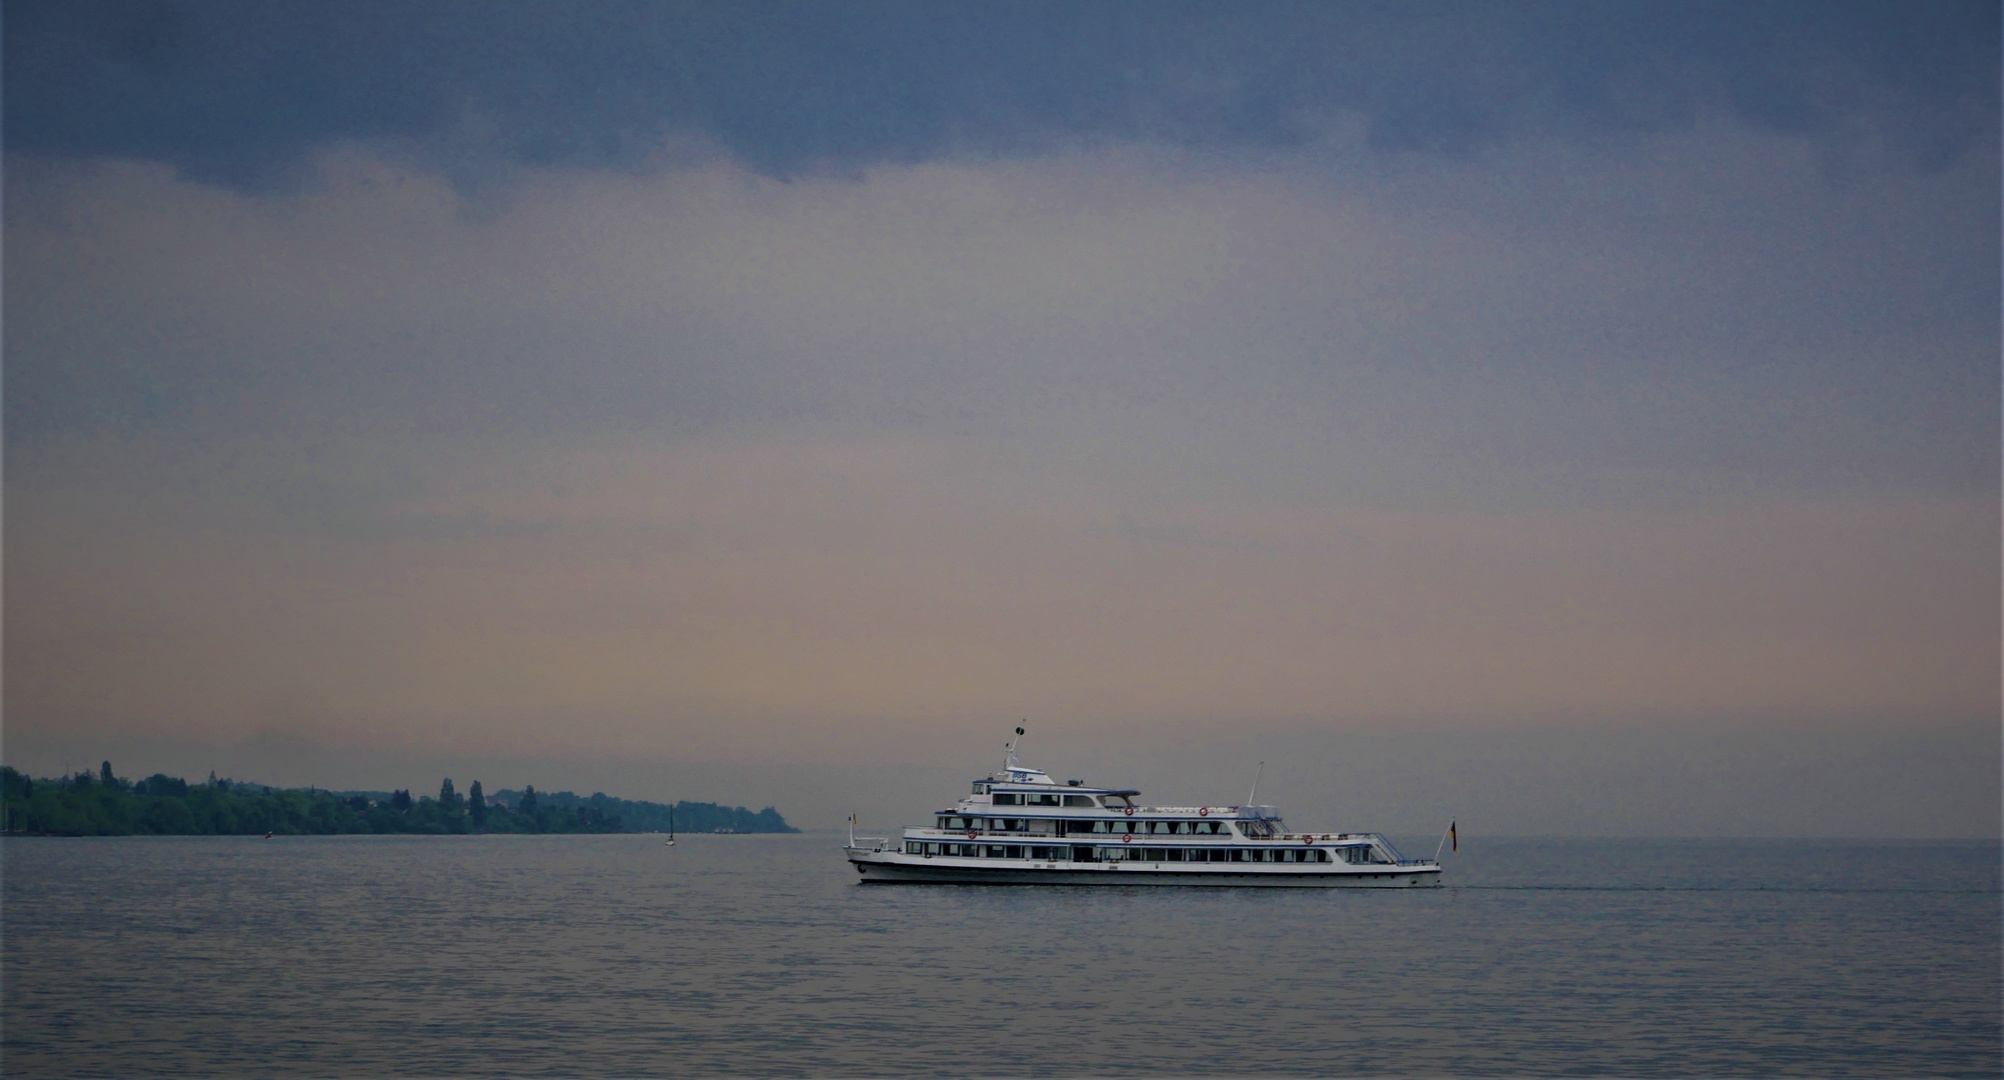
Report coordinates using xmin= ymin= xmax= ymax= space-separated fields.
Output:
xmin=1450 ymin=820 xmax=1457 ymax=854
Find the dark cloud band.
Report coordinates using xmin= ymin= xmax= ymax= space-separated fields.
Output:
xmin=7 ymin=0 xmax=1997 ymax=188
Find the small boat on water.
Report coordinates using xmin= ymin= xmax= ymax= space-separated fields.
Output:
xmin=664 ymin=806 xmax=676 ymax=847
xmin=844 ymin=731 xmax=1444 ymax=887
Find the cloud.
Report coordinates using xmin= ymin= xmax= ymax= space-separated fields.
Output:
xmin=8 ymin=136 xmax=1995 ymax=502
xmin=6 ymin=1 xmax=1996 ymax=189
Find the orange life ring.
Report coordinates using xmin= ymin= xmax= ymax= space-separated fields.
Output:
xmin=1121 ymin=833 xmax=1132 ymax=843
xmin=1198 ymin=807 xmax=1209 ymax=817
xmin=1124 ymin=806 xmax=1135 ymax=816
xmin=966 ymin=830 xmax=977 ymax=840
xmin=1302 ymin=836 xmax=1314 ymax=845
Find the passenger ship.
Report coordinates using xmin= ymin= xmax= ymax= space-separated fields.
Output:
xmin=845 ymin=736 xmax=1443 ymax=887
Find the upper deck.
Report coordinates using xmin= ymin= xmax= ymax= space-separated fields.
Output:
xmin=916 ymin=761 xmax=1402 ymax=853
xmin=952 ymin=771 xmax=1277 ymax=821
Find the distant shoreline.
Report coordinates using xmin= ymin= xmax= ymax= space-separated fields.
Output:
xmin=0 ymin=830 xmax=803 ymax=839
xmin=3 ymin=765 xmax=799 ymax=838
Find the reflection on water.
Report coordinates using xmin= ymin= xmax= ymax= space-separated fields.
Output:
xmin=5 ymin=834 xmax=1998 ymax=1077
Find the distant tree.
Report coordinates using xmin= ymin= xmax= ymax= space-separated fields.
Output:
xmin=439 ymin=778 xmax=461 ymax=813
xmin=468 ymin=781 xmax=487 ymax=826
xmin=518 ymin=785 xmax=538 ymax=816
xmin=391 ymin=789 xmax=412 ymax=812
xmin=101 ymin=761 xmax=115 ymax=785
xmin=141 ymin=774 xmax=189 ymax=799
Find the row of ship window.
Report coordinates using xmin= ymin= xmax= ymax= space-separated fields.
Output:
xmin=935 ymin=817 xmax=1234 ymax=835
xmin=905 ymin=842 xmax=1390 ymax=864
xmin=989 ymin=792 xmax=1100 ymax=807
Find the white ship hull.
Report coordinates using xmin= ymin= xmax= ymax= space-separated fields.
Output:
xmin=846 ymin=848 xmax=1439 ymax=887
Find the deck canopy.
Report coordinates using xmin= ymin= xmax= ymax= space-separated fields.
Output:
xmin=989 ymin=765 xmax=1059 ymax=785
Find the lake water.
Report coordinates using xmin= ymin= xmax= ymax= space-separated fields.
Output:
xmin=5 ymin=834 xmax=1998 ymax=1077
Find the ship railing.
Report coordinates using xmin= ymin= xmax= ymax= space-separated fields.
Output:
xmin=849 ymin=835 xmax=893 ymax=851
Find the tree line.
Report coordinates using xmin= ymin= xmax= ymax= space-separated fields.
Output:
xmin=0 ymin=763 xmax=795 ymax=837
xmin=492 ymin=788 xmax=794 ymax=834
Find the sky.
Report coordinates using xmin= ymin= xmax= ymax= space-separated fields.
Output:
xmin=5 ymin=1 xmax=1998 ymax=837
